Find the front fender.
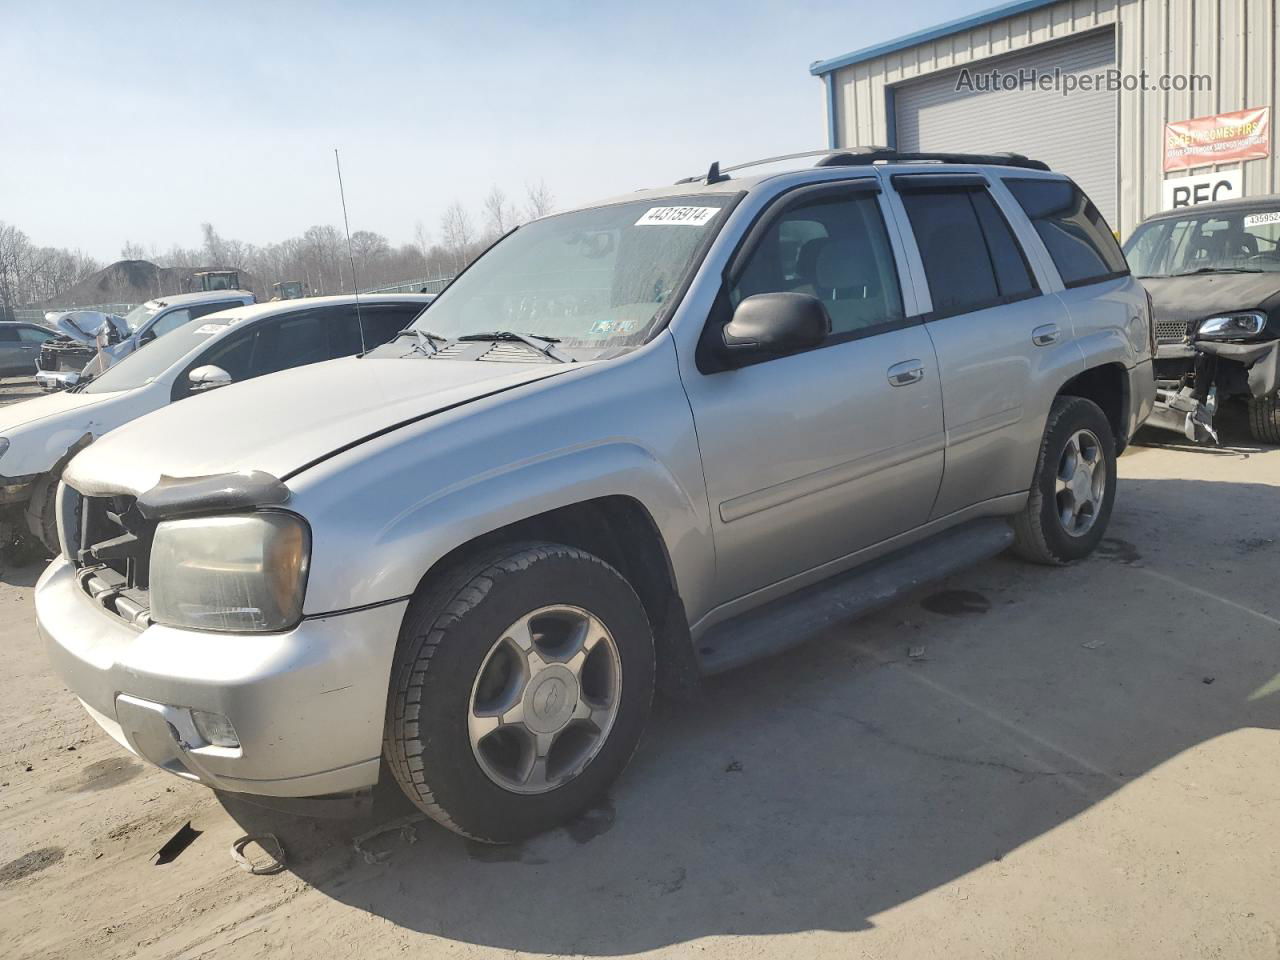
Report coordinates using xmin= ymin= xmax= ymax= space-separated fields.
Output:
xmin=288 ymin=336 xmax=713 ymax=618
xmin=298 ymin=440 xmax=711 ymax=616
xmin=4 ymin=424 xmax=94 ymax=479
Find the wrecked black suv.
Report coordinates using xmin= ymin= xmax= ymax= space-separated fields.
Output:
xmin=1125 ymin=196 xmax=1280 ymax=443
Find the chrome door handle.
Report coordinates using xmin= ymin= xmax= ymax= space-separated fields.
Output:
xmin=887 ymin=360 xmax=925 ymax=387
xmin=1032 ymin=323 xmax=1060 ymax=346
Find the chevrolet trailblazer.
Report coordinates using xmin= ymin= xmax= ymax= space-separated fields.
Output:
xmin=38 ymin=150 xmax=1155 ymax=842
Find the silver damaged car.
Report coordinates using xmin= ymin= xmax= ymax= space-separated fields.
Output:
xmin=38 ymin=150 xmax=1156 ymax=842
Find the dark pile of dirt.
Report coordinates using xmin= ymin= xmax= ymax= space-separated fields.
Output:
xmin=45 ymin=260 xmax=257 ymax=308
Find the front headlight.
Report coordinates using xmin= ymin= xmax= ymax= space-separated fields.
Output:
xmin=1196 ymin=311 xmax=1267 ymax=340
xmin=0 ymin=438 xmax=9 ymax=460
xmin=150 ymin=512 xmax=310 ymax=633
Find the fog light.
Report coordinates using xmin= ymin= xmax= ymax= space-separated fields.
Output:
xmin=191 ymin=710 xmax=240 ymax=749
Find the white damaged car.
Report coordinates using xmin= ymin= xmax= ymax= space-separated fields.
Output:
xmin=0 ymin=294 xmax=432 ymax=556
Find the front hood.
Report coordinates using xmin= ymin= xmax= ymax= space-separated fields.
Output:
xmin=52 ymin=311 xmax=126 ymax=343
xmin=64 ymin=355 xmax=573 ymax=496
xmin=1142 ymin=273 xmax=1280 ymax=325
xmin=0 ymin=388 xmax=115 ymax=435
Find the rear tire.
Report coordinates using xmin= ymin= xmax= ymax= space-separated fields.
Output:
xmin=383 ymin=541 xmax=654 ymax=843
xmin=1247 ymin=396 xmax=1280 ymax=444
xmin=1012 ymin=396 xmax=1117 ymax=565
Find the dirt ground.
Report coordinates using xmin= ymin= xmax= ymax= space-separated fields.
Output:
xmin=0 ymin=377 xmax=44 ymax=407
xmin=1 ymin=421 xmax=1278 ymax=959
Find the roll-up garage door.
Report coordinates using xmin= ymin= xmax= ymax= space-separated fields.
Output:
xmin=893 ymin=29 xmax=1117 ymax=225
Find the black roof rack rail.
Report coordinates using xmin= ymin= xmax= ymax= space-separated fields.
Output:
xmin=816 ymin=150 xmax=1050 ymax=171
xmin=674 ymin=147 xmax=1049 ymax=185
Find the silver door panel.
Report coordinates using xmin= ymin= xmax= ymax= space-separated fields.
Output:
xmin=924 ymin=295 xmax=1081 ymax=518
xmin=684 ymin=323 xmax=944 ymax=601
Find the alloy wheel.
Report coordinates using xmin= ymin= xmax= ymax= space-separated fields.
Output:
xmin=1055 ymin=428 xmax=1106 ymax=536
xmin=467 ymin=605 xmax=622 ymax=794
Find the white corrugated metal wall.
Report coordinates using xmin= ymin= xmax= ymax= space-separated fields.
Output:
xmin=825 ymin=0 xmax=1280 ymax=237
xmin=893 ymin=30 xmax=1119 ymax=223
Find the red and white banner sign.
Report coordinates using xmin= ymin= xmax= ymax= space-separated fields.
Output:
xmin=1164 ymin=106 xmax=1271 ymax=172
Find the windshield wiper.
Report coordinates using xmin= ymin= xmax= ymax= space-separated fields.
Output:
xmin=456 ymin=331 xmax=574 ymax=363
xmin=1171 ymin=266 xmax=1265 ymax=276
xmin=394 ymin=328 xmax=449 ymax=357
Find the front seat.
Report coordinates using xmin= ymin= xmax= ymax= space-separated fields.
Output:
xmin=790 ymin=237 xmax=829 ymax=296
xmin=812 ymin=236 xmax=883 ymax=332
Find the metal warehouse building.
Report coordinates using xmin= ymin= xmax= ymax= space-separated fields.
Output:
xmin=810 ymin=0 xmax=1279 ymax=236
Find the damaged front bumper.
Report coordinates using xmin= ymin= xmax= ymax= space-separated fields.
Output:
xmin=1148 ymin=338 xmax=1279 ymax=443
xmin=35 ymin=370 xmax=81 ymax=392
xmin=37 ymin=556 xmax=407 ymax=798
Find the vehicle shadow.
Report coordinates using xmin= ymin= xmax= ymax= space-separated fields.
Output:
xmin=217 ymin=475 xmax=1280 ymax=954
xmin=0 ymin=557 xmax=48 ymax=588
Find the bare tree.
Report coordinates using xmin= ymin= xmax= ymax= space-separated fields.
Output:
xmin=303 ymin=224 xmax=346 ymax=293
xmin=3 ymin=186 xmax=558 ymax=311
xmin=524 ymin=180 xmax=555 ymax=220
xmin=347 ymin=230 xmax=390 ymax=290
xmin=0 ymin=223 xmax=30 ymax=320
xmin=482 ymin=186 xmax=518 ymax=242
xmin=0 ymin=222 xmax=101 ymax=316
xmin=413 ymin=220 xmax=431 ymax=261
xmin=440 ymin=201 xmax=476 ymax=274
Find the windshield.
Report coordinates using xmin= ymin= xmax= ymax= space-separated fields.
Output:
xmin=82 ymin=317 xmax=237 ymax=394
xmin=122 ymin=302 xmax=159 ymax=333
xmin=1124 ymin=208 xmax=1280 ymax=277
xmin=401 ymin=196 xmax=734 ymax=356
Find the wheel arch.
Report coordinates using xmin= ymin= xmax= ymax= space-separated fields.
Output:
xmin=406 ymin=495 xmax=701 ymax=698
xmin=1056 ymin=362 xmax=1130 ymax=451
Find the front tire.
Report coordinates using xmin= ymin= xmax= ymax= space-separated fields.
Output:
xmin=1248 ymin=396 xmax=1280 ymax=444
xmin=24 ymin=472 xmax=59 ymax=556
xmin=1012 ymin=396 xmax=1117 ymax=565
xmin=384 ymin=541 xmax=655 ymax=843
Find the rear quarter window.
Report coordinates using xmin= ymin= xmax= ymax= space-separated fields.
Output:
xmin=1005 ymin=179 xmax=1127 ymax=287
xmin=898 ymin=184 xmax=1038 ymax=318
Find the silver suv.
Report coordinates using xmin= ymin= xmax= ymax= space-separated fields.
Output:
xmin=38 ymin=150 xmax=1156 ymax=843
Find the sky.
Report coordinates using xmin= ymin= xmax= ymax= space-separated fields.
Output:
xmin=2 ymin=0 xmax=993 ymax=263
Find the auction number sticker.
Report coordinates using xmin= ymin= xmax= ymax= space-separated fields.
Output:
xmin=635 ymin=206 xmax=719 ymax=226
xmin=1244 ymin=211 xmax=1280 ymax=227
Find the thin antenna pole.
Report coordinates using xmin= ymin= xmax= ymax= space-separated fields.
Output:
xmin=334 ymin=148 xmax=366 ymax=352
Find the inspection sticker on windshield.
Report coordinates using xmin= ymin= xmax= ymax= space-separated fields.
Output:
xmin=193 ymin=324 xmax=224 ymax=335
xmin=1244 ymin=211 xmax=1280 ymax=227
xmin=635 ymin=206 xmax=719 ymax=227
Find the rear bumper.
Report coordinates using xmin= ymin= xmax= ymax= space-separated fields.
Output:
xmin=1127 ymin=358 xmax=1158 ymax=436
xmin=37 ymin=556 xmax=408 ymax=797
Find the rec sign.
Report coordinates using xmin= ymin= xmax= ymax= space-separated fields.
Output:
xmin=1161 ymin=170 xmax=1242 ymax=210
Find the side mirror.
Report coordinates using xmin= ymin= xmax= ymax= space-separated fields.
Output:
xmin=721 ymin=292 xmax=830 ymax=364
xmin=188 ymin=365 xmax=232 ymax=392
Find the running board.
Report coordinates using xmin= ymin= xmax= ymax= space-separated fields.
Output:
xmin=694 ymin=518 xmax=1014 ymax=675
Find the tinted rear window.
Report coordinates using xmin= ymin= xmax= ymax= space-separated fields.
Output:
xmin=906 ymin=188 xmax=1024 ymax=320
xmin=970 ymin=190 xmax=1037 ymax=299
xmin=1005 ymin=179 xmax=1127 ymax=287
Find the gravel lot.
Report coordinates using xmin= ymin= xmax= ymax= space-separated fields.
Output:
xmin=1 ymin=423 xmax=1277 ymax=960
